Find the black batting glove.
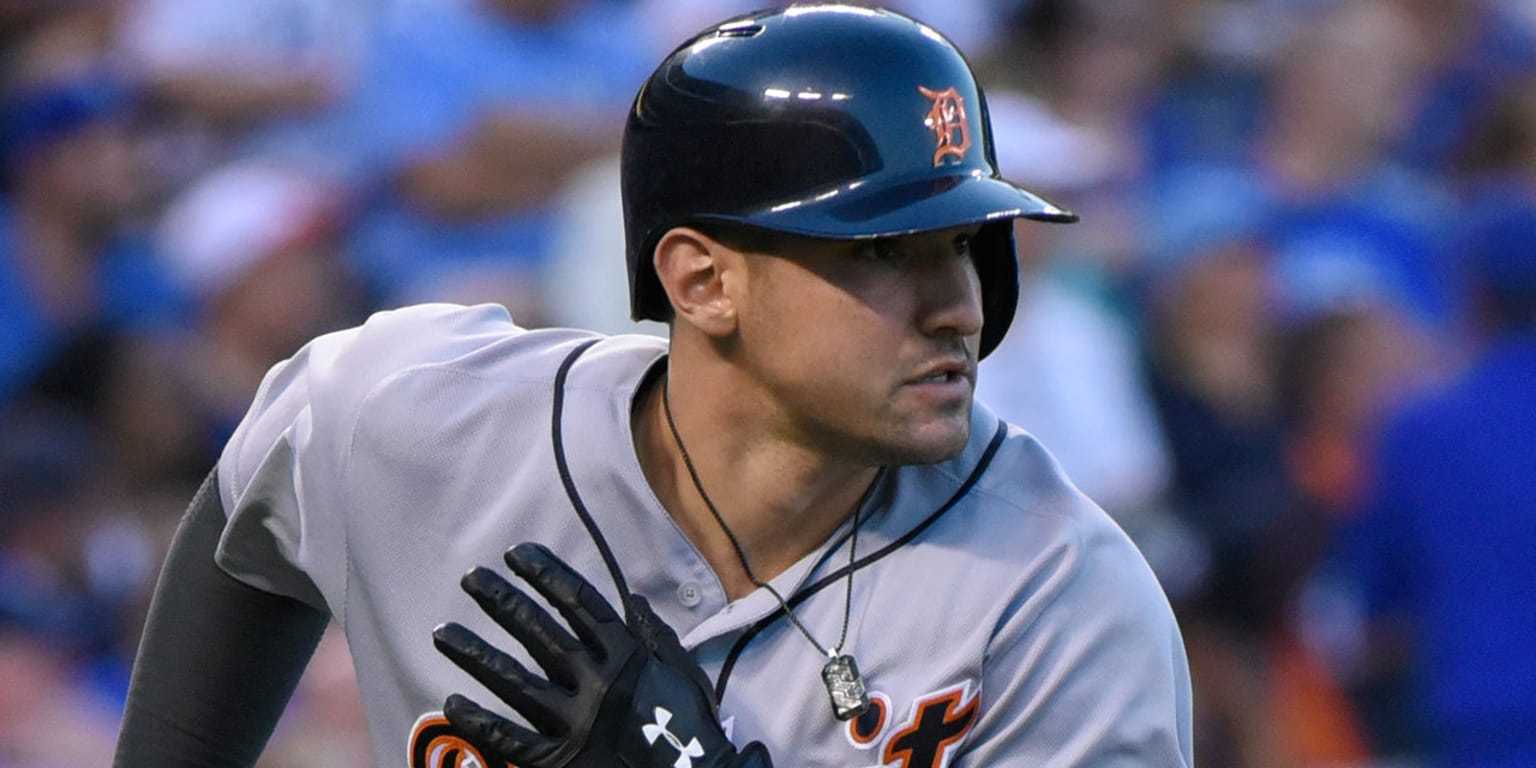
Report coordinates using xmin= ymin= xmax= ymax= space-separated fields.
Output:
xmin=433 ymin=542 xmax=773 ymax=768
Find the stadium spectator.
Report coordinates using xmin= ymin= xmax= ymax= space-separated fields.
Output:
xmin=1330 ymin=193 xmax=1536 ymax=768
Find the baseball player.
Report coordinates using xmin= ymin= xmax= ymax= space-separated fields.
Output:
xmin=114 ymin=5 xmax=1193 ymax=767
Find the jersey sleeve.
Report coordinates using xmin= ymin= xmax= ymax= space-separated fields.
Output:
xmin=214 ymin=302 xmax=522 ymax=618
xmin=961 ymin=497 xmax=1194 ymax=767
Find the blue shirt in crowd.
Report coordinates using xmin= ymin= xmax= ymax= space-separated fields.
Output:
xmin=1339 ymin=332 xmax=1536 ymax=768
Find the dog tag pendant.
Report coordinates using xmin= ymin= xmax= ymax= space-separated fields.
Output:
xmin=821 ymin=654 xmax=870 ymax=721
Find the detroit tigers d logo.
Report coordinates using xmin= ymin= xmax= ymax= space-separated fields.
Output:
xmin=918 ymin=86 xmax=971 ymax=167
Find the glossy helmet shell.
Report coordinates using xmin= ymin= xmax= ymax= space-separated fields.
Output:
xmin=622 ymin=3 xmax=1076 ymax=358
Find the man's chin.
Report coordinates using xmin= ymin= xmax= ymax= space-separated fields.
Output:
xmin=877 ymin=421 xmax=971 ymax=466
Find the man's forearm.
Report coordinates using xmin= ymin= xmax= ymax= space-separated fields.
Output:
xmin=114 ymin=470 xmax=331 ymax=768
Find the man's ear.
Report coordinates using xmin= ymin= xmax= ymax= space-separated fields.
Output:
xmin=653 ymin=227 xmax=740 ymax=338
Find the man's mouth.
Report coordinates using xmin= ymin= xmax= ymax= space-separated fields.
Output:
xmin=907 ymin=358 xmax=974 ymax=387
xmin=915 ymin=370 xmax=962 ymax=383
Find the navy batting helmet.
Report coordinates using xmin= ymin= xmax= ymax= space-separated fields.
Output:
xmin=621 ymin=3 xmax=1076 ymax=358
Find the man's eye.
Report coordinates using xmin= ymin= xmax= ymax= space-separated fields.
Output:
xmin=953 ymin=235 xmax=973 ymax=258
xmin=859 ymin=241 xmax=901 ymax=261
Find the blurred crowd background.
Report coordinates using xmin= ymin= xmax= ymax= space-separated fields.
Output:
xmin=1 ymin=0 xmax=1534 ymax=765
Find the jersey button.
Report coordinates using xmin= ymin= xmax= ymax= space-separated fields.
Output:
xmin=677 ymin=582 xmax=703 ymax=607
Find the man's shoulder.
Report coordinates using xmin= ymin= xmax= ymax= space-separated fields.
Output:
xmin=312 ymin=303 xmax=583 ymax=395
xmin=345 ymin=302 xmax=537 ymax=362
xmin=329 ymin=303 xmax=668 ymax=422
xmin=915 ymin=418 xmax=1173 ymax=621
xmin=239 ymin=303 xmax=661 ymax=442
xmin=952 ymin=418 xmax=1108 ymax=537
xmin=881 ymin=418 xmax=1112 ymax=571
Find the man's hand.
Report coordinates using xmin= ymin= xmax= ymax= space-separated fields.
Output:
xmin=433 ymin=542 xmax=772 ymax=768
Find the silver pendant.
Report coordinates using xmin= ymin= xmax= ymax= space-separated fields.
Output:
xmin=821 ymin=654 xmax=870 ymax=721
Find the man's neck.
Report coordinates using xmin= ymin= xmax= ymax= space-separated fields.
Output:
xmin=632 ymin=360 xmax=879 ymax=601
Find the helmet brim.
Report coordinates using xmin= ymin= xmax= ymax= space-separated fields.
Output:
xmin=702 ymin=172 xmax=1077 ymax=240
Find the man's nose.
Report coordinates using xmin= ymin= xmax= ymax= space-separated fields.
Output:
xmin=914 ymin=249 xmax=984 ymax=342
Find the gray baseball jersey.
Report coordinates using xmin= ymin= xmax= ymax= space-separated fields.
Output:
xmin=215 ymin=302 xmax=1193 ymax=767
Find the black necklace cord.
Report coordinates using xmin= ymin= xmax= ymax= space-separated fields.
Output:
xmin=661 ymin=376 xmax=863 ymax=659
xmin=713 ymin=419 xmax=1009 ymax=703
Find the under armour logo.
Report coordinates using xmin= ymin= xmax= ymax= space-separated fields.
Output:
xmin=641 ymin=707 xmax=706 ymax=768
